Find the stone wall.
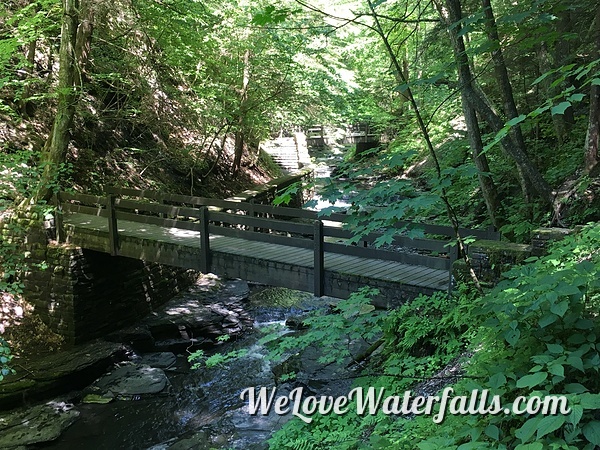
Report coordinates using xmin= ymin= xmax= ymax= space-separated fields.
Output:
xmin=22 ymin=245 xmax=196 ymax=344
xmin=2 ymin=208 xmax=196 ymax=345
xmin=453 ymin=227 xmax=575 ymax=286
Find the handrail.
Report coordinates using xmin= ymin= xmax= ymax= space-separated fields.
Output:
xmin=55 ymin=189 xmax=501 ymax=296
xmin=103 ymin=186 xmax=499 ymax=239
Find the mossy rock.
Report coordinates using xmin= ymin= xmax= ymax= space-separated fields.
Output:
xmin=249 ymin=287 xmax=313 ymax=307
xmin=469 ymin=239 xmax=532 ymax=266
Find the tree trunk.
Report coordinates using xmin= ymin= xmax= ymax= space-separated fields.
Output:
xmin=538 ymin=41 xmax=573 ymax=144
xmin=481 ymin=0 xmax=534 ymax=209
xmin=35 ymin=0 xmax=80 ymax=203
xmin=232 ymin=49 xmax=251 ymax=177
xmin=434 ymin=0 xmax=499 ymax=226
xmin=554 ymin=10 xmax=576 ymax=132
xmin=584 ymin=6 xmax=600 ymax=174
xmin=463 ymin=96 xmax=500 ymax=227
xmin=440 ymin=0 xmax=554 ymax=206
xmin=19 ymin=39 xmax=37 ymax=117
xmin=368 ymin=0 xmax=484 ymax=293
xmin=75 ymin=5 xmax=94 ymax=81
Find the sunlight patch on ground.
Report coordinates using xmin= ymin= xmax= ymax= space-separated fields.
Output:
xmin=167 ymin=228 xmax=199 ymax=238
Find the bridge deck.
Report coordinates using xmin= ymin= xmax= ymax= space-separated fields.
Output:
xmin=63 ymin=213 xmax=449 ymax=293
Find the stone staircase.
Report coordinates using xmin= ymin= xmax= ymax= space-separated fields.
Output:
xmin=260 ymin=135 xmax=306 ymax=172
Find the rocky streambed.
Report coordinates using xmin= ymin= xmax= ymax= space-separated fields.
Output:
xmin=0 ymin=275 xmax=349 ymax=449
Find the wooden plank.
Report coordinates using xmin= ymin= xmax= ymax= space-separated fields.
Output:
xmin=323 ymin=226 xmax=449 ymax=253
xmin=323 ymin=252 xmax=351 ymax=269
xmin=115 ymin=211 xmax=202 ymax=232
xmin=209 ymin=225 xmax=313 ymax=249
xmin=209 ymin=211 xmax=313 ymax=235
xmin=107 ymin=194 xmax=119 ymax=256
xmin=323 ymin=241 xmax=450 ymax=270
xmin=348 ymin=258 xmax=401 ymax=279
xmin=105 ymin=187 xmax=498 ymax=241
xmin=389 ymin=264 xmax=435 ymax=283
xmin=370 ymin=261 xmax=415 ymax=280
xmin=212 ymin=237 xmax=289 ymax=260
xmin=314 ymin=220 xmax=324 ymax=297
xmin=115 ymin=199 xmax=204 ymax=219
xmin=60 ymin=191 xmax=108 ymax=206
xmin=328 ymin=255 xmax=367 ymax=274
xmin=199 ymin=207 xmax=210 ymax=273
xmin=402 ymin=266 xmax=443 ymax=285
xmin=53 ymin=192 xmax=64 ymax=243
xmin=106 ymin=187 xmax=164 ymax=200
xmin=62 ymin=203 xmax=108 ymax=217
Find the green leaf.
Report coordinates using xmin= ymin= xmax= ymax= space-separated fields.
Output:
xmin=514 ymin=443 xmax=543 ymax=450
xmin=488 ymin=372 xmax=506 ymax=389
xmin=568 ymin=333 xmax=587 ymax=345
xmin=546 ymin=343 xmax=564 ymax=354
xmin=485 ymin=424 xmax=500 ymax=440
xmin=581 ymin=393 xmax=600 ymax=409
xmin=568 ymin=404 xmax=584 ymax=426
xmin=515 ymin=416 xmax=542 ymax=443
xmin=550 ymin=300 xmax=569 ymax=317
xmin=556 ymin=283 xmax=580 ymax=296
xmin=565 ymin=383 xmax=588 ymax=393
xmin=583 ymin=421 xmax=600 ymax=446
xmin=539 ymin=314 xmax=558 ymax=328
xmin=551 ymin=101 xmax=572 ymax=115
xmin=516 ymin=372 xmax=548 ymax=389
xmin=548 ymin=363 xmax=564 ymax=377
xmin=504 ymin=328 xmax=520 ymax=346
xmin=536 ymin=414 xmax=566 ymax=439
xmin=566 ymin=355 xmax=584 ymax=372
xmin=568 ymin=93 xmax=585 ymax=102
xmin=506 ymin=114 xmax=526 ymax=127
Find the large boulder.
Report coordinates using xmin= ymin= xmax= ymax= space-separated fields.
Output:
xmin=0 ymin=401 xmax=79 ymax=448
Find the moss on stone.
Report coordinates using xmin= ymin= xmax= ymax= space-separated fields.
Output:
xmin=470 ymin=239 xmax=532 ymax=265
xmin=249 ymin=286 xmax=313 ymax=307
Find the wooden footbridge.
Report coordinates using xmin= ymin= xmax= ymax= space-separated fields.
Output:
xmin=54 ymin=189 xmax=499 ymax=303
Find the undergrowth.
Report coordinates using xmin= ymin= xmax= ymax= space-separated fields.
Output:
xmin=190 ymin=223 xmax=600 ymax=449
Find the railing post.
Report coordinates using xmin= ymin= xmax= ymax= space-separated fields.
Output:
xmin=448 ymin=243 xmax=459 ymax=295
xmin=53 ymin=192 xmax=64 ymax=243
xmin=200 ymin=206 xmax=210 ymax=273
xmin=107 ymin=193 xmax=119 ymax=256
xmin=314 ymin=219 xmax=324 ymax=297
xmin=248 ymin=199 xmax=257 ymax=232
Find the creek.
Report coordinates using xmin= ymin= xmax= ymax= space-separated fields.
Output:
xmin=19 ymin=282 xmax=349 ymax=450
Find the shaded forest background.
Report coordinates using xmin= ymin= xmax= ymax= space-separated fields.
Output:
xmin=1 ymin=0 xmax=600 ymax=447
xmin=1 ymin=0 xmax=599 ymax=236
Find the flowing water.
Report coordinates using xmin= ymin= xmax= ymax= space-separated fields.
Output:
xmin=33 ymin=287 xmax=332 ymax=450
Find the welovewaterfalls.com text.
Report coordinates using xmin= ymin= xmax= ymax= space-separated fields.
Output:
xmin=240 ymin=386 xmax=570 ymax=424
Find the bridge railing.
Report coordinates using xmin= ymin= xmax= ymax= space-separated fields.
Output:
xmin=55 ymin=188 xmax=500 ymax=296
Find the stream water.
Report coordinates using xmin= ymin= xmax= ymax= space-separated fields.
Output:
xmin=33 ymin=286 xmax=334 ymax=450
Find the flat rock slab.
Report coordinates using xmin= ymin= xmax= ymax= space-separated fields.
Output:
xmin=93 ymin=364 xmax=168 ymax=396
xmin=141 ymin=279 xmax=253 ymax=343
xmin=0 ymin=401 xmax=79 ymax=448
xmin=27 ymin=341 xmax=125 ymax=381
xmin=0 ymin=340 xmax=124 ymax=409
xmin=136 ymin=352 xmax=177 ymax=369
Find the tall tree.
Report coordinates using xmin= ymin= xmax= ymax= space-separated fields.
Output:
xmin=481 ymin=0 xmax=534 ymax=208
xmin=439 ymin=0 xmax=555 ymax=206
xmin=430 ymin=0 xmax=500 ymax=226
xmin=584 ymin=5 xmax=600 ymax=175
xmin=35 ymin=0 xmax=80 ymax=202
